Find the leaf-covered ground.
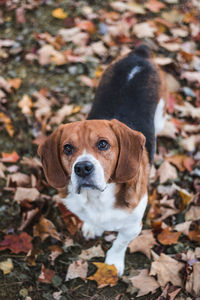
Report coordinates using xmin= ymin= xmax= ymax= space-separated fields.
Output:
xmin=0 ymin=1 xmax=200 ymax=299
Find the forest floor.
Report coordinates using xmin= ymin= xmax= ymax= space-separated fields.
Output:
xmin=0 ymin=0 xmax=200 ymax=299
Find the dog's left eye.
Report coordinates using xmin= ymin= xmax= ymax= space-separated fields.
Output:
xmin=63 ymin=144 xmax=74 ymax=155
xmin=97 ymin=140 xmax=110 ymax=151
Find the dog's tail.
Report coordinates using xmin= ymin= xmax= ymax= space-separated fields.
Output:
xmin=133 ymin=44 xmax=151 ymax=59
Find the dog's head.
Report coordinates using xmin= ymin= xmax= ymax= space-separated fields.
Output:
xmin=38 ymin=119 xmax=145 ymax=195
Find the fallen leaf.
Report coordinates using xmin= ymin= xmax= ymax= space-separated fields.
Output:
xmin=180 ymin=135 xmax=200 ymax=152
xmin=129 ymin=229 xmax=156 ymax=259
xmin=188 ymin=225 xmax=200 ymax=242
xmin=158 ymin=118 xmax=177 ymax=139
xmin=166 ymin=154 xmax=186 ymax=172
xmin=7 ymin=78 xmax=21 ymax=90
xmin=79 ymin=245 xmax=105 ymax=260
xmin=7 ymin=172 xmax=30 ymax=187
xmin=52 ymin=8 xmax=67 ymax=19
xmin=165 ymin=73 xmax=181 ymax=92
xmin=1 ymin=151 xmax=19 ymax=163
xmin=0 ymin=232 xmax=32 ymax=254
xmin=185 ymin=206 xmax=200 ymax=221
xmin=133 ymin=22 xmax=157 ymax=38
xmin=58 ymin=203 xmax=82 ymax=235
xmin=0 ymin=112 xmax=14 ymax=137
xmin=33 ymin=216 xmax=61 ymax=241
xmin=0 ymin=162 xmax=6 ymax=178
xmin=26 ymin=248 xmax=43 ymax=267
xmin=186 ymin=261 xmax=200 ymax=296
xmin=14 ymin=187 xmax=40 ymax=202
xmin=37 ymin=44 xmax=66 ymax=66
xmin=88 ymin=262 xmax=118 ymax=288
xmin=0 ymin=258 xmax=13 ymax=274
xmin=150 ymin=253 xmax=184 ymax=287
xmin=157 ymin=226 xmax=181 ymax=245
xmin=181 ymin=71 xmax=200 ymax=84
xmin=66 ymin=259 xmax=88 ymax=281
xmin=157 ymin=161 xmax=178 ymax=184
xmin=48 ymin=245 xmax=63 ymax=265
xmin=76 ymin=20 xmax=96 ymax=33
xmin=145 ymin=0 xmax=166 ymax=12
xmin=174 ymin=221 xmax=192 ymax=236
xmin=175 ymin=102 xmax=200 ymax=118
xmin=129 ymin=269 xmax=159 ymax=297
xmin=18 ymin=95 xmax=33 ymax=115
xmin=38 ymin=264 xmax=55 ymax=283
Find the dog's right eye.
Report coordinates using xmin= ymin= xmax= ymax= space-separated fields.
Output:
xmin=63 ymin=144 xmax=74 ymax=155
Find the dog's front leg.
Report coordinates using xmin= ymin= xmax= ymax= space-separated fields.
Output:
xmin=105 ymin=224 xmax=142 ymax=276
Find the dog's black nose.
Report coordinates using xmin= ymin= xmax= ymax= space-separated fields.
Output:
xmin=74 ymin=161 xmax=94 ymax=178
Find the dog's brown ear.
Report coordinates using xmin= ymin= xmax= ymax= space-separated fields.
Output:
xmin=110 ymin=119 xmax=146 ymax=183
xmin=38 ymin=125 xmax=67 ymax=189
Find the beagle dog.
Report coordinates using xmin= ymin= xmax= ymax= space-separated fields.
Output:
xmin=38 ymin=45 xmax=167 ymax=275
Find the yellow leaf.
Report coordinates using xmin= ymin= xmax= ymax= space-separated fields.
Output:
xmin=52 ymin=8 xmax=67 ymax=19
xmin=88 ymin=262 xmax=118 ymax=288
xmin=0 ymin=258 xmax=13 ymax=274
xmin=0 ymin=112 xmax=14 ymax=137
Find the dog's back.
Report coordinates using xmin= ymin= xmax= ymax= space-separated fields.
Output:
xmin=87 ymin=45 xmax=162 ymax=163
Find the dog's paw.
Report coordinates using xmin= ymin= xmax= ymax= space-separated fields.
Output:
xmin=105 ymin=251 xmax=125 ymax=276
xmin=82 ymin=222 xmax=103 ymax=240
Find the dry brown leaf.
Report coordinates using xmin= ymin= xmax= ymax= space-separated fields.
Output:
xmin=65 ymin=260 xmax=88 ymax=281
xmin=79 ymin=245 xmax=105 ymax=260
xmin=129 ymin=229 xmax=156 ymax=259
xmin=180 ymin=135 xmax=200 ymax=152
xmin=88 ymin=262 xmax=118 ymax=288
xmin=14 ymin=187 xmax=39 ymax=202
xmin=181 ymin=71 xmax=200 ymax=84
xmin=0 ymin=162 xmax=6 ymax=178
xmin=48 ymin=245 xmax=63 ymax=265
xmin=158 ymin=119 xmax=177 ymax=139
xmin=49 ymin=105 xmax=73 ymax=125
xmin=174 ymin=221 xmax=192 ymax=236
xmin=175 ymin=102 xmax=200 ymax=118
xmin=38 ymin=44 xmax=66 ymax=65
xmin=7 ymin=78 xmax=21 ymax=90
xmin=186 ymin=262 xmax=200 ymax=296
xmin=150 ymin=253 xmax=184 ymax=287
xmin=33 ymin=216 xmax=61 ymax=241
xmin=38 ymin=264 xmax=55 ymax=283
xmin=188 ymin=226 xmax=200 ymax=243
xmin=145 ymin=0 xmax=166 ymax=12
xmin=165 ymin=154 xmax=186 ymax=172
xmin=7 ymin=172 xmax=30 ymax=187
xmin=18 ymin=95 xmax=33 ymax=115
xmin=129 ymin=269 xmax=159 ymax=297
xmin=133 ymin=22 xmax=157 ymax=38
xmin=157 ymin=227 xmax=181 ymax=245
xmin=165 ymin=73 xmax=181 ymax=92
xmin=157 ymin=161 xmax=178 ymax=184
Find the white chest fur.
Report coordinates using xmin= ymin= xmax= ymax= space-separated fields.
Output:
xmin=62 ymin=182 xmax=147 ymax=233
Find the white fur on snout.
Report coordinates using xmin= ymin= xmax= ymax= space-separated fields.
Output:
xmin=71 ymin=150 xmax=106 ymax=193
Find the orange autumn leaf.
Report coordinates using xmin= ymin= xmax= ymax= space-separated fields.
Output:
xmin=38 ymin=264 xmax=55 ymax=283
xmin=1 ymin=151 xmax=19 ymax=163
xmin=0 ymin=112 xmax=14 ymax=137
xmin=88 ymin=262 xmax=118 ymax=288
xmin=52 ymin=8 xmax=67 ymax=19
xmin=157 ymin=227 xmax=181 ymax=245
xmin=166 ymin=154 xmax=186 ymax=172
xmin=76 ymin=20 xmax=96 ymax=33
xmin=33 ymin=216 xmax=61 ymax=241
xmin=58 ymin=203 xmax=82 ymax=236
xmin=0 ymin=232 xmax=32 ymax=254
xmin=7 ymin=78 xmax=22 ymax=90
